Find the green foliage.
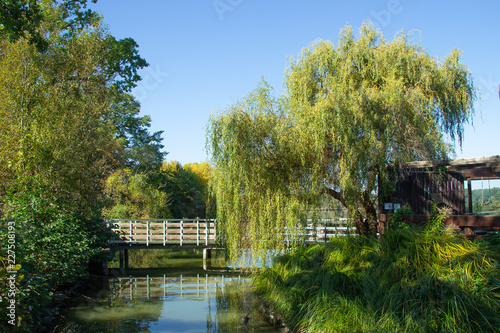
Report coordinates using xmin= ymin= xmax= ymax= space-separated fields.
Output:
xmin=0 ymin=177 xmax=108 ymax=331
xmin=105 ymin=36 xmax=149 ymax=92
xmin=285 ymin=22 xmax=474 ymax=235
xmin=0 ymin=3 xmax=156 ymax=331
xmin=0 ymin=0 xmax=99 ymax=51
xmin=0 ymin=10 xmax=117 ymax=218
xmin=254 ymin=216 xmax=500 ymax=332
xmin=103 ymin=161 xmax=212 ymax=220
xmin=105 ymin=93 xmax=166 ymax=172
xmin=466 ymin=187 xmax=500 ymax=214
xmin=103 ymin=168 xmax=172 ymax=219
xmin=208 ymin=80 xmax=316 ymax=263
xmin=0 ymin=1 xmax=154 ymax=219
xmin=388 ymin=205 xmax=414 ymax=230
xmin=207 ymin=22 xmax=476 ymax=261
xmin=183 ymin=162 xmax=213 ymax=202
xmin=159 ymin=161 xmax=208 ymax=218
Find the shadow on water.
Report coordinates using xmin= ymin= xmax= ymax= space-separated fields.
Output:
xmin=56 ymin=249 xmax=283 ymax=332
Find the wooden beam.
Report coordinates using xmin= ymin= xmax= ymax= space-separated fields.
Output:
xmin=467 ymin=178 xmax=473 ymax=214
xmin=461 ymin=167 xmax=500 ymax=179
xmin=401 ymin=155 xmax=500 ymax=180
xmin=445 ymin=215 xmax=500 ymax=228
xmin=379 ymin=214 xmax=500 ymax=231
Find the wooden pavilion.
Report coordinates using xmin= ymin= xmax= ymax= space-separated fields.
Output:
xmin=378 ymin=155 xmax=500 ymax=237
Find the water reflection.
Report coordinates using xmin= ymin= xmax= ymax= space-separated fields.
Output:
xmin=58 ymin=250 xmax=280 ymax=332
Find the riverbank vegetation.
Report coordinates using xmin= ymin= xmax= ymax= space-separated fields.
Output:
xmin=0 ymin=1 xmax=212 ymax=331
xmin=253 ymin=212 xmax=500 ymax=332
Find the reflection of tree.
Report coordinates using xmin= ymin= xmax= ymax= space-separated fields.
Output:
xmin=207 ymin=281 xmax=264 ymax=333
xmin=62 ymin=314 xmax=157 ymax=333
xmin=61 ymin=295 xmax=163 ymax=332
xmin=128 ymin=248 xmax=202 ymax=268
xmin=109 ymin=248 xmax=209 ymax=269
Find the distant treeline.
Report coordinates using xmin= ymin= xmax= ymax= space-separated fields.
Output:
xmin=466 ymin=187 xmax=500 ymax=213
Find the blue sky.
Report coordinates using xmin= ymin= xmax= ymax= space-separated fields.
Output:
xmin=90 ymin=1 xmax=499 ymax=166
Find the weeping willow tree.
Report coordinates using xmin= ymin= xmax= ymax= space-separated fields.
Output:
xmin=207 ymin=82 xmax=316 ymax=263
xmin=207 ymin=22 xmax=476 ymax=262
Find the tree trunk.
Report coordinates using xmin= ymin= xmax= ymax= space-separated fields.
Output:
xmin=361 ymin=187 xmax=378 ymax=237
xmin=323 ymin=186 xmax=378 ymax=237
xmin=353 ymin=209 xmax=368 ymax=236
xmin=363 ymin=202 xmax=379 ymax=237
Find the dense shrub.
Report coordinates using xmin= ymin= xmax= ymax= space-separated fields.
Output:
xmin=0 ymin=179 xmax=108 ymax=331
xmin=253 ymin=212 xmax=500 ymax=332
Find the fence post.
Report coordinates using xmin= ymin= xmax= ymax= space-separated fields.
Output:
xmin=324 ymin=219 xmax=328 ymax=241
xmin=147 ymin=221 xmax=150 ymax=246
xmin=163 ymin=220 xmax=166 ymax=246
xmin=205 ymin=220 xmax=209 ymax=246
xmin=129 ymin=220 xmax=133 ymax=246
xmin=197 ymin=219 xmax=200 ymax=246
xmin=166 ymin=220 xmax=169 ymax=246
xmin=180 ymin=220 xmax=184 ymax=246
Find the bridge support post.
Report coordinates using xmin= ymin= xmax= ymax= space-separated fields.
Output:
xmin=124 ymin=248 xmax=129 ymax=269
xmin=203 ymin=248 xmax=211 ymax=260
xmin=119 ymin=248 xmax=130 ymax=273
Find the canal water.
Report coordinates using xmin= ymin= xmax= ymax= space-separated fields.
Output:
xmin=57 ymin=249 xmax=283 ymax=332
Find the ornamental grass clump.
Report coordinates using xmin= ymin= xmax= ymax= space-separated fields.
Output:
xmin=253 ymin=212 xmax=500 ymax=332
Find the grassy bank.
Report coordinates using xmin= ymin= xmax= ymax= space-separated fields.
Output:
xmin=253 ymin=214 xmax=500 ymax=332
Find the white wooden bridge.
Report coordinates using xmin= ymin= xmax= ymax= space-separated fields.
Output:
xmin=107 ymin=218 xmax=217 ymax=248
xmin=107 ymin=218 xmax=354 ymax=248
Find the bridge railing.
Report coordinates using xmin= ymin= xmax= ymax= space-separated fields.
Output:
xmin=107 ymin=219 xmax=216 ymax=247
xmin=303 ymin=218 xmax=354 ymax=243
xmin=284 ymin=218 xmax=354 ymax=244
xmin=107 ymin=218 xmax=354 ymax=247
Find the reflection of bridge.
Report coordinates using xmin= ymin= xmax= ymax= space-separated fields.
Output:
xmin=110 ymin=274 xmax=247 ymax=302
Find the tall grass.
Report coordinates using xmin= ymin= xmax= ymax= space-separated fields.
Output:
xmin=253 ymin=213 xmax=500 ymax=332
